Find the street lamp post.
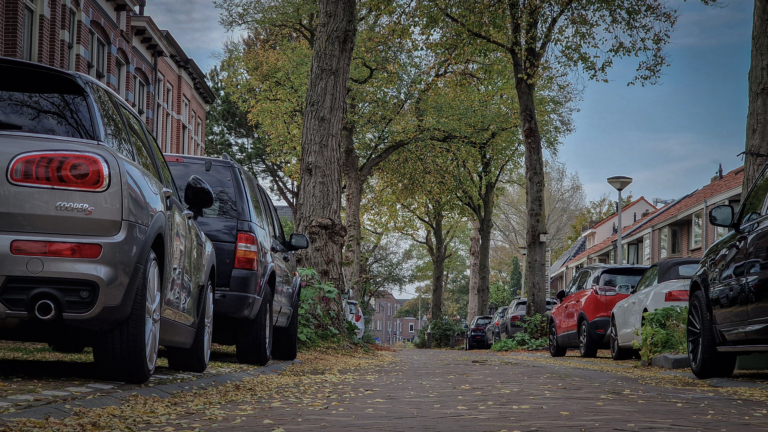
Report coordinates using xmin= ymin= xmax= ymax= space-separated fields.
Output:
xmin=607 ymin=176 xmax=633 ymax=265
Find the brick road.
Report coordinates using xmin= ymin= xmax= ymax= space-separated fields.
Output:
xmin=207 ymin=349 xmax=768 ymax=432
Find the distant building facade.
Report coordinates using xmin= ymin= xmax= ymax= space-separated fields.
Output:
xmin=0 ymin=0 xmax=214 ymax=155
xmin=369 ymin=291 xmax=426 ymax=344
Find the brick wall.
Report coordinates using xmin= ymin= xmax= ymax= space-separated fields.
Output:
xmin=3 ymin=0 xmax=23 ymax=59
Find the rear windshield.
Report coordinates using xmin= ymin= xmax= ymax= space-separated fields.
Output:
xmin=678 ymin=264 xmax=698 ymax=277
xmin=0 ymin=65 xmax=95 ymax=140
xmin=599 ymin=269 xmax=646 ymax=290
xmin=167 ymin=161 xmax=238 ymax=219
xmin=514 ymin=302 xmax=553 ymax=312
xmin=475 ymin=317 xmax=492 ymax=325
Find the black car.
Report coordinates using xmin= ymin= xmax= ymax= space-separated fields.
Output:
xmin=485 ymin=307 xmax=508 ymax=346
xmin=166 ymin=154 xmax=309 ymax=366
xmin=465 ymin=315 xmax=492 ymax=350
xmin=688 ymin=167 xmax=768 ymax=378
xmin=501 ymin=298 xmax=555 ymax=338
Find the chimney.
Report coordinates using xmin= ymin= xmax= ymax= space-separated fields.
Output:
xmin=138 ymin=0 xmax=146 ymax=15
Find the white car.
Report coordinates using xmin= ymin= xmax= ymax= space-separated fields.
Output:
xmin=609 ymin=258 xmax=700 ymax=360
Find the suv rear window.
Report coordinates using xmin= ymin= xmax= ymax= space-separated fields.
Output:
xmin=599 ymin=269 xmax=646 ymax=290
xmin=0 ymin=65 xmax=95 ymax=140
xmin=167 ymin=161 xmax=238 ymax=219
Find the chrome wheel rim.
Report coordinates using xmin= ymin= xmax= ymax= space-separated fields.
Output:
xmin=579 ymin=323 xmax=587 ymax=355
xmin=549 ymin=325 xmax=557 ymax=354
xmin=203 ymin=283 xmax=213 ymax=364
xmin=145 ymin=258 xmax=161 ymax=371
xmin=688 ymin=301 xmax=702 ymax=368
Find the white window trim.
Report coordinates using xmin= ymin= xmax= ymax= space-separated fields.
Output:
xmin=409 ymin=323 xmax=414 ymax=333
xmin=691 ymin=212 xmax=703 ymax=249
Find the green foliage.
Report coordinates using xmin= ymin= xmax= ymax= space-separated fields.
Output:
xmin=413 ymin=327 xmax=428 ymax=349
xmin=634 ymin=306 xmax=688 ymax=362
xmin=509 ymin=256 xmax=522 ymax=297
xmin=281 ymin=216 xmax=294 ymax=237
xmin=427 ymin=318 xmax=461 ymax=348
xmin=489 ymin=281 xmax=514 ymax=310
xmin=297 ymin=268 xmax=342 ymax=347
xmin=490 ymin=314 xmax=549 ymax=351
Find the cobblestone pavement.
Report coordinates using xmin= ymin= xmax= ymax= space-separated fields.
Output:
xmin=204 ymin=349 xmax=768 ymax=432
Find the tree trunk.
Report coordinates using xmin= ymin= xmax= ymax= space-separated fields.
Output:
xmin=516 ymin=79 xmax=547 ymax=317
xmin=295 ymin=0 xmax=356 ymax=307
xmin=431 ymin=216 xmax=446 ymax=319
xmin=342 ymin=123 xmax=363 ymax=297
xmin=474 ymin=184 xmax=496 ymax=318
xmin=744 ymin=0 xmax=768 ymax=194
xmin=467 ymin=220 xmax=481 ymax=319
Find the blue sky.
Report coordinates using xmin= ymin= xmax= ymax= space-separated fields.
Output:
xmin=148 ymin=0 xmax=754 ymax=203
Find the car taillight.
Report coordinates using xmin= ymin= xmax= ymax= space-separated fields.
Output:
xmin=593 ymin=285 xmax=618 ymax=296
xmin=665 ymin=290 xmax=689 ymax=302
xmin=510 ymin=316 xmax=521 ymax=322
xmin=11 ymin=240 xmax=101 ymax=259
xmin=9 ymin=152 xmax=109 ymax=191
xmin=472 ymin=327 xmax=484 ymax=332
xmin=495 ymin=320 xmax=500 ymax=326
xmin=234 ymin=232 xmax=258 ymax=270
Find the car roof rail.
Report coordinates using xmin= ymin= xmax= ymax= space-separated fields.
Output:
xmin=221 ymin=153 xmax=232 ymax=161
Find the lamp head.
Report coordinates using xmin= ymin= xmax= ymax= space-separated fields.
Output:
xmin=607 ymin=176 xmax=633 ymax=192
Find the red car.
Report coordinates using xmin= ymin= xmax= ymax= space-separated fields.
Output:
xmin=549 ymin=264 xmax=648 ymax=357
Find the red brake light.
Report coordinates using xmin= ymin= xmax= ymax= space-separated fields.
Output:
xmin=593 ymin=285 xmax=618 ymax=296
xmin=510 ymin=315 xmax=521 ymax=322
xmin=472 ymin=327 xmax=484 ymax=332
xmin=234 ymin=232 xmax=258 ymax=270
xmin=494 ymin=320 xmax=500 ymax=326
xmin=9 ymin=152 xmax=109 ymax=191
xmin=665 ymin=290 xmax=689 ymax=302
xmin=11 ymin=240 xmax=101 ymax=259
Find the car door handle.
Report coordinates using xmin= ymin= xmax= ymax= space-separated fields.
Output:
xmin=162 ymin=188 xmax=173 ymax=198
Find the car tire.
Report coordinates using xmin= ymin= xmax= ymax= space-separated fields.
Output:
xmin=549 ymin=322 xmax=567 ymax=357
xmin=688 ymin=290 xmax=737 ymax=378
xmin=93 ymin=249 xmax=161 ymax=384
xmin=48 ymin=342 xmax=86 ymax=354
xmin=610 ymin=319 xmax=633 ymax=361
xmin=579 ymin=320 xmax=598 ymax=358
xmin=236 ymin=287 xmax=273 ymax=366
xmin=272 ymin=289 xmax=300 ymax=361
xmin=467 ymin=337 xmax=473 ymax=351
xmin=166 ymin=279 xmax=213 ymax=373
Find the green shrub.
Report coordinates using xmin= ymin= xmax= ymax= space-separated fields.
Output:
xmin=428 ymin=318 xmax=460 ymax=348
xmin=413 ymin=327 xmax=427 ymax=348
xmin=634 ymin=306 xmax=688 ymax=362
xmin=490 ymin=313 xmax=549 ymax=351
xmin=297 ymin=268 xmax=342 ymax=347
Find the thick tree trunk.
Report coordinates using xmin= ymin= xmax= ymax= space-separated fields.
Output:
xmin=516 ymin=79 xmax=547 ymax=317
xmin=342 ymin=124 xmax=363 ymax=297
xmin=430 ymin=216 xmax=446 ymax=319
xmin=475 ymin=185 xmax=496 ymax=318
xmin=295 ymin=0 xmax=356 ymax=302
xmin=467 ymin=220 xmax=481 ymax=319
xmin=744 ymin=0 xmax=768 ymax=194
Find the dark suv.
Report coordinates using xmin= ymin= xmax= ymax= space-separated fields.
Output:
xmin=688 ymin=166 xmax=768 ymax=378
xmin=166 ymin=155 xmax=308 ymax=365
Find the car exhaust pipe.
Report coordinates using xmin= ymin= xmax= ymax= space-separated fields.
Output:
xmin=34 ymin=300 xmax=57 ymax=320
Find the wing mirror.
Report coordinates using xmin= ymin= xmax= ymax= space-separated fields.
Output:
xmin=556 ymin=289 xmax=566 ymax=301
xmin=287 ymin=233 xmax=310 ymax=251
xmin=184 ymin=175 xmax=214 ymax=219
xmin=709 ymin=204 xmax=734 ymax=228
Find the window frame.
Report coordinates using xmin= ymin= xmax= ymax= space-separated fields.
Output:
xmin=135 ymin=76 xmax=146 ymax=116
xmin=409 ymin=323 xmax=414 ymax=333
xmin=115 ymin=59 xmax=125 ymax=99
xmin=22 ymin=1 xmax=36 ymax=62
xmin=692 ymin=211 xmax=703 ymax=249
xmin=68 ymin=9 xmax=77 ymax=70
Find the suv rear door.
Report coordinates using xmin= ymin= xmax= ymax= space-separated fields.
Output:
xmin=257 ymin=185 xmax=291 ymax=321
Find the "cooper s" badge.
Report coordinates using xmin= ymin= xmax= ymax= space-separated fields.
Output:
xmin=56 ymin=202 xmax=94 ymax=216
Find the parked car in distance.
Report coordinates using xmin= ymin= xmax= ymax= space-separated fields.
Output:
xmin=485 ymin=307 xmax=508 ymax=345
xmin=0 ymin=58 xmax=217 ymax=383
xmin=610 ymin=258 xmax=699 ymax=360
xmin=465 ymin=315 xmax=493 ymax=350
xmin=501 ymin=298 xmax=555 ymax=338
xmin=549 ymin=264 xmax=648 ymax=358
xmin=166 ymin=154 xmax=309 ymax=366
xmin=687 ymin=167 xmax=768 ymax=378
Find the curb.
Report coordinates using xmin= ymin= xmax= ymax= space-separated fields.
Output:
xmin=650 ymin=354 xmax=690 ymax=370
xmin=0 ymin=360 xmax=297 ymax=422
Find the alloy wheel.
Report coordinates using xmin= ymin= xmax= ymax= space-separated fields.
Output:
xmin=688 ymin=301 xmax=703 ymax=368
xmin=549 ymin=325 xmax=557 ymax=353
xmin=145 ymin=258 xmax=161 ymax=371
xmin=579 ymin=322 xmax=587 ymax=356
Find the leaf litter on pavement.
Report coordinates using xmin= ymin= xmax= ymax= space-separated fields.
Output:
xmin=2 ymin=348 xmax=393 ymax=432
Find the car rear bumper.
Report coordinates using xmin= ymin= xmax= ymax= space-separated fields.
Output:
xmin=213 ymin=269 xmax=263 ymax=319
xmin=0 ymin=221 xmax=146 ymax=329
xmin=588 ymin=317 xmax=612 ymax=345
xmin=468 ymin=332 xmax=486 ymax=346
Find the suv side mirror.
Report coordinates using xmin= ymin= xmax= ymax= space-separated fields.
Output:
xmin=556 ymin=289 xmax=566 ymax=301
xmin=709 ymin=204 xmax=734 ymax=228
xmin=184 ymin=175 xmax=214 ymax=217
xmin=288 ymin=233 xmax=309 ymax=251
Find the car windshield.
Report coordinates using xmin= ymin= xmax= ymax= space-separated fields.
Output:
xmin=0 ymin=65 xmax=95 ymax=140
xmin=167 ymin=161 xmax=238 ymax=219
xmin=474 ymin=317 xmax=492 ymax=326
xmin=599 ymin=269 xmax=646 ymax=291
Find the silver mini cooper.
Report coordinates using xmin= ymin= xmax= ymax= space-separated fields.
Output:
xmin=0 ymin=58 xmax=217 ymax=383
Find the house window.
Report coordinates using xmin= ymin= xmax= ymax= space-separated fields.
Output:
xmin=692 ymin=212 xmax=703 ymax=249
xmin=643 ymin=233 xmax=651 ymax=264
xmin=409 ymin=323 xmax=414 ymax=333
xmin=135 ymin=77 xmax=146 ymax=116
xmin=115 ymin=60 xmax=125 ymax=98
xmin=182 ymin=125 xmax=188 ymax=155
xmin=387 ymin=303 xmax=391 ymax=316
xmin=388 ymin=322 xmax=391 ymax=331
xmin=68 ymin=10 xmax=76 ymax=70
xmin=671 ymin=227 xmax=681 ymax=255
xmin=165 ymin=112 xmax=172 ymax=152
xmin=22 ymin=2 xmax=35 ymax=61
xmin=609 ymin=249 xmax=615 ymax=264
xmin=376 ymin=320 xmax=381 ymax=331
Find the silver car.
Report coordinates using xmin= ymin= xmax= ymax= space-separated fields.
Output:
xmin=0 ymin=58 xmax=217 ymax=383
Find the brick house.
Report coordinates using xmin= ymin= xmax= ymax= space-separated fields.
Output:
xmin=369 ymin=291 xmax=426 ymax=345
xmin=549 ymin=167 xmax=744 ymax=293
xmin=0 ymin=0 xmax=214 ymax=155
